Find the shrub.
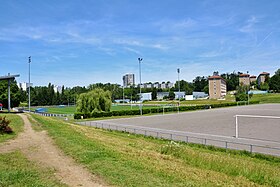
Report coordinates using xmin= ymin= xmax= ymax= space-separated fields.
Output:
xmin=0 ymin=116 xmax=13 ymax=134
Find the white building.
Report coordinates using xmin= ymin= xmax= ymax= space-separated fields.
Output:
xmin=174 ymin=92 xmax=186 ymax=100
xmin=157 ymin=92 xmax=169 ymax=100
xmin=17 ymin=82 xmax=33 ymax=91
xmin=139 ymin=92 xmax=152 ymax=101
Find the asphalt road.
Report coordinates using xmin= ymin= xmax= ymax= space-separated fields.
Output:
xmin=99 ymin=104 xmax=280 ymax=142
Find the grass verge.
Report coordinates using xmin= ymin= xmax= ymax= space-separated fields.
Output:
xmin=0 ymin=151 xmax=65 ymax=187
xmin=0 ymin=114 xmax=24 ymax=143
xmin=31 ymin=114 xmax=280 ymax=186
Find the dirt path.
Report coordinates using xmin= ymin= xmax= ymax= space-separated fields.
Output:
xmin=0 ymin=114 xmax=109 ymax=187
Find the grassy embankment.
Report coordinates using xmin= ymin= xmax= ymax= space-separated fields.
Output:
xmin=0 ymin=151 xmax=65 ymax=187
xmin=0 ymin=114 xmax=24 ymax=143
xmin=250 ymin=93 xmax=280 ymax=103
xmin=31 ymin=114 xmax=280 ymax=186
xmin=0 ymin=114 xmax=65 ymax=186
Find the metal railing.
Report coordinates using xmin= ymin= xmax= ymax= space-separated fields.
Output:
xmin=24 ymin=110 xmax=74 ymax=118
xmin=77 ymin=121 xmax=280 ymax=157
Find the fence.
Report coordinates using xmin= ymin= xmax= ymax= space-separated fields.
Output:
xmin=24 ymin=110 xmax=74 ymax=118
xmin=77 ymin=121 xmax=280 ymax=157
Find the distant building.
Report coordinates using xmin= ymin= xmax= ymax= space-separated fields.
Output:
xmin=166 ymin=82 xmax=174 ymax=88
xmin=17 ymin=82 xmax=33 ymax=91
xmin=174 ymin=92 xmax=186 ymax=100
xmin=250 ymin=76 xmax=257 ymax=83
xmin=257 ymin=72 xmax=270 ymax=86
xmin=208 ymin=76 xmax=227 ymax=99
xmin=144 ymin=83 xmax=153 ymax=88
xmin=54 ymin=85 xmax=62 ymax=94
xmin=153 ymin=82 xmax=160 ymax=89
xmin=193 ymin=92 xmax=208 ymax=99
xmin=157 ymin=92 xmax=169 ymax=100
xmin=239 ymin=74 xmax=250 ymax=86
xmin=123 ymin=74 xmax=135 ymax=87
xmin=139 ymin=92 xmax=152 ymax=101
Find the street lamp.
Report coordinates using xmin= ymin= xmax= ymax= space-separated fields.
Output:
xmin=138 ymin=58 xmax=143 ymax=115
xmin=28 ymin=56 xmax=31 ymax=112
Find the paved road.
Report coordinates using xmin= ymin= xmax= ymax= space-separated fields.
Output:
xmin=100 ymin=104 xmax=280 ymax=142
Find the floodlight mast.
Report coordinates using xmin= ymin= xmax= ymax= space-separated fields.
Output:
xmin=138 ymin=58 xmax=143 ymax=115
xmin=28 ymin=56 xmax=31 ymax=112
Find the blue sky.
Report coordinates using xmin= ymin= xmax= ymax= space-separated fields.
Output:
xmin=1 ymin=0 xmax=280 ymax=87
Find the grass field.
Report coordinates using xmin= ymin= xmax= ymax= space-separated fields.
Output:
xmin=0 ymin=151 xmax=65 ymax=187
xmin=32 ymin=105 xmax=159 ymax=114
xmin=250 ymin=93 xmax=280 ymax=103
xmin=30 ymin=93 xmax=280 ymax=115
xmin=31 ymin=114 xmax=280 ymax=186
xmin=0 ymin=114 xmax=24 ymax=143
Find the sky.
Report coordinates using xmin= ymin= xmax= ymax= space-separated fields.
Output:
xmin=1 ymin=0 xmax=280 ymax=87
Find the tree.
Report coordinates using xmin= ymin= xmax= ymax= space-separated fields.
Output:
xmin=235 ymin=84 xmax=250 ymax=101
xmin=193 ymin=76 xmax=208 ymax=92
xmin=0 ymin=80 xmax=22 ymax=108
xmin=168 ymin=91 xmax=175 ymax=100
xmin=221 ymin=72 xmax=239 ymax=91
xmin=76 ymin=88 xmax=112 ymax=114
xmin=269 ymin=69 xmax=280 ymax=92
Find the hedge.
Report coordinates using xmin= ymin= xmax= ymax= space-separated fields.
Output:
xmin=74 ymin=101 xmax=260 ymax=119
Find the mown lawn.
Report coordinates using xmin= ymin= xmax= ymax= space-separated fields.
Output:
xmin=0 ymin=114 xmax=24 ymax=143
xmin=0 ymin=151 xmax=65 ymax=187
xmin=31 ymin=114 xmax=280 ymax=187
xmin=250 ymin=93 xmax=280 ymax=103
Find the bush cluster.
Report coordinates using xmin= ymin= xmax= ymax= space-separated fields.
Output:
xmin=74 ymin=101 xmax=260 ymax=119
xmin=0 ymin=116 xmax=13 ymax=134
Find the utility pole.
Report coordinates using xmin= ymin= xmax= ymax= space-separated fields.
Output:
xmin=28 ymin=56 xmax=31 ymax=112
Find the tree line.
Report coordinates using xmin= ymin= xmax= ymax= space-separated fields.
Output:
xmin=0 ymin=69 xmax=279 ymax=108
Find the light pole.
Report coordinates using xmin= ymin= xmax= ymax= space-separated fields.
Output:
xmin=28 ymin=56 xmax=31 ymax=112
xmin=123 ymin=85 xmax=125 ymax=104
xmin=138 ymin=58 xmax=143 ymax=115
xmin=177 ymin=68 xmax=180 ymax=107
xmin=247 ymin=71 xmax=250 ymax=105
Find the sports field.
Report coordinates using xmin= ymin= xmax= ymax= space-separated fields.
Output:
xmin=89 ymin=104 xmax=280 ymax=155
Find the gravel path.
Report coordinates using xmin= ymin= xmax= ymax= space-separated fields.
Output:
xmin=0 ymin=114 xmax=109 ymax=187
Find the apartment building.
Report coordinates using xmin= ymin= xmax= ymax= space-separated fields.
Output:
xmin=239 ymin=74 xmax=250 ymax=86
xmin=250 ymin=76 xmax=257 ymax=83
xmin=208 ymin=76 xmax=227 ymax=99
xmin=257 ymin=72 xmax=270 ymax=86
xmin=123 ymin=74 xmax=135 ymax=87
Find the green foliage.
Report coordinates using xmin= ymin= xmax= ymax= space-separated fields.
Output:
xmin=259 ymin=82 xmax=269 ymax=91
xmin=269 ymin=69 xmax=280 ymax=92
xmin=192 ymin=76 xmax=208 ymax=92
xmin=0 ymin=114 xmax=24 ymax=143
xmin=221 ymin=72 xmax=240 ymax=91
xmin=0 ymin=80 xmax=22 ymax=108
xmin=235 ymin=93 xmax=248 ymax=101
xmin=76 ymin=88 xmax=112 ymax=114
xmin=0 ymin=116 xmax=12 ymax=134
xmin=235 ymin=85 xmax=250 ymax=101
xmin=168 ymin=91 xmax=175 ymax=100
xmin=74 ymin=101 xmax=260 ymax=119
